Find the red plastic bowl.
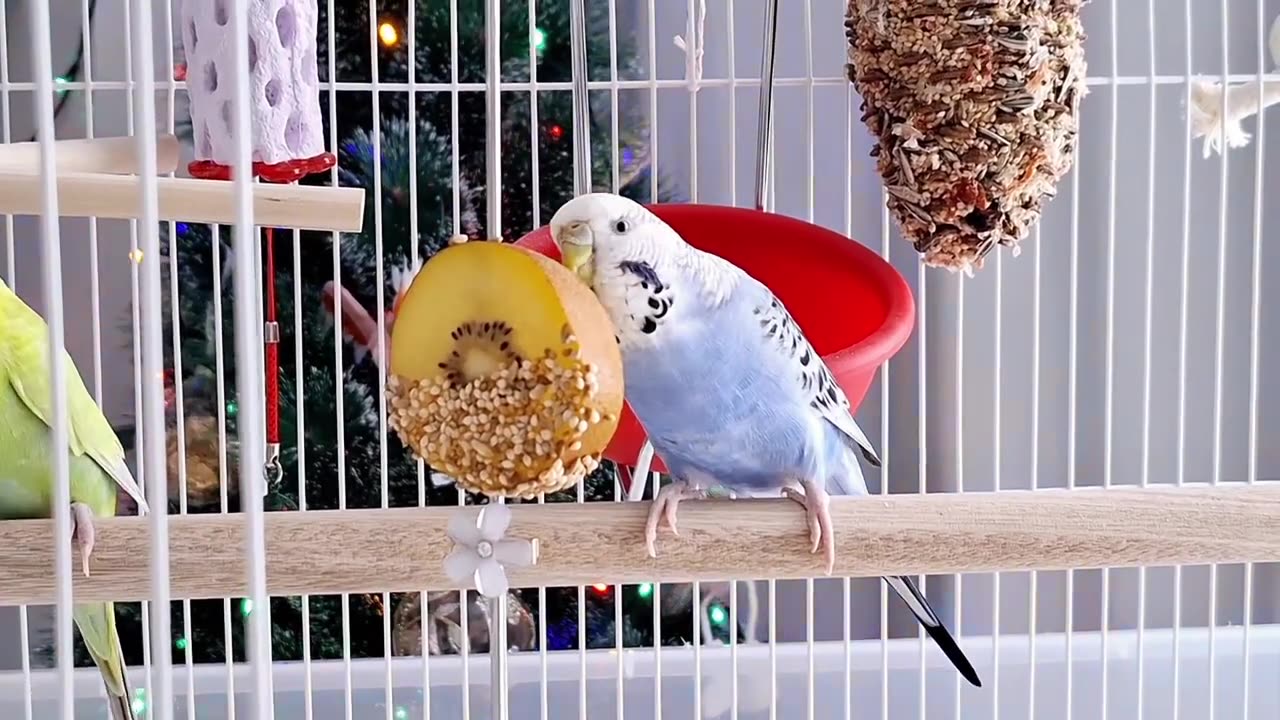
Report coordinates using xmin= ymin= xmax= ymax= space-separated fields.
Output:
xmin=514 ymin=203 xmax=915 ymax=473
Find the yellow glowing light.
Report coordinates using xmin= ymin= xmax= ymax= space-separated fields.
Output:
xmin=379 ymin=22 xmax=399 ymax=47
xmin=129 ymin=249 xmax=144 ymax=264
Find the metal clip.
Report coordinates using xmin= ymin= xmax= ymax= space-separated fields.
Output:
xmin=264 ymin=321 xmax=280 ymax=344
xmin=263 ymin=442 xmax=283 ymax=495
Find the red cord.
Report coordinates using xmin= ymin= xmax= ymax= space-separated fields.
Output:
xmin=265 ymin=227 xmax=280 ymax=445
xmin=188 ymin=156 xmax=338 ymax=461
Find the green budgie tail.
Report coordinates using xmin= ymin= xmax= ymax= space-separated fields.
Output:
xmin=73 ymin=602 xmax=136 ymax=720
xmin=108 ymin=685 xmax=135 ymax=720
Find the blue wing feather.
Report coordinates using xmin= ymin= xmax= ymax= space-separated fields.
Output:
xmin=620 ymin=268 xmax=873 ymax=497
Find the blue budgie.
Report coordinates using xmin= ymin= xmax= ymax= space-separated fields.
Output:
xmin=549 ymin=193 xmax=981 ymax=688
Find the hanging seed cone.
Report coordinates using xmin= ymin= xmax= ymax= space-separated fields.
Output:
xmin=845 ymin=0 xmax=1087 ymax=274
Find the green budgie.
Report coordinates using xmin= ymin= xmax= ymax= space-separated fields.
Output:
xmin=0 ymin=277 xmax=148 ymax=719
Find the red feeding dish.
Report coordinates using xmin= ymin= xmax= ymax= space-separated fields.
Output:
xmin=514 ymin=203 xmax=915 ymax=474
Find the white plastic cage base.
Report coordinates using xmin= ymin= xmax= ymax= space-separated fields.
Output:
xmin=3 ymin=625 xmax=1277 ymax=719
xmin=1 ymin=0 xmax=1278 ymax=717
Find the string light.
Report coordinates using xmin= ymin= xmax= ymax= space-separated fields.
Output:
xmin=591 ymin=583 xmax=609 ymax=594
xmin=708 ymin=604 xmax=727 ymax=626
xmin=128 ymin=248 xmax=144 ymax=264
xmin=240 ymin=598 xmax=254 ymax=617
xmin=378 ymin=22 xmax=399 ymax=47
xmin=226 ymin=400 xmax=239 ymax=418
xmin=131 ymin=687 xmax=147 ymax=716
xmin=637 ymin=583 xmax=653 ymax=599
xmin=174 ymin=636 xmax=188 ymax=651
xmin=548 ymin=124 xmax=564 ymax=141
xmin=176 ymin=222 xmax=190 ymax=235
xmin=532 ymin=27 xmax=547 ymax=52
xmin=395 ymin=707 xmax=409 ymax=720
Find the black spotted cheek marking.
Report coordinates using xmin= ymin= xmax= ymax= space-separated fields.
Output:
xmin=618 ymin=259 xmax=663 ymax=290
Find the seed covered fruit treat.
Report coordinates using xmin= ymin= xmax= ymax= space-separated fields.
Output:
xmin=387 ymin=239 xmax=624 ymax=499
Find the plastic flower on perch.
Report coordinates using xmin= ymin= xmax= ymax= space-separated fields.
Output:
xmin=1190 ymin=14 xmax=1280 ymax=158
xmin=443 ymin=503 xmax=538 ymax=598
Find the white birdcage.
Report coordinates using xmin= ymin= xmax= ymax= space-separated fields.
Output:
xmin=0 ymin=0 xmax=1279 ymax=719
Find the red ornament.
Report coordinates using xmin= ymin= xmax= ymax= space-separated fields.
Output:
xmin=547 ymin=124 xmax=564 ymax=141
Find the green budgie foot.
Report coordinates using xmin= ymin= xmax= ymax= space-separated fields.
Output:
xmin=782 ymin=481 xmax=834 ymax=576
xmin=71 ymin=502 xmax=96 ymax=577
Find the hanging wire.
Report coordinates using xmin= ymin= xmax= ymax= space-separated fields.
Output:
xmin=754 ymin=0 xmax=779 ymax=211
xmin=570 ymin=0 xmax=592 ymax=195
xmin=483 ymin=0 xmax=510 ymax=718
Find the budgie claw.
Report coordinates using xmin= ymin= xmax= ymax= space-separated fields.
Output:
xmin=782 ymin=487 xmax=821 ymax=553
xmin=645 ymin=481 xmax=704 ymax=558
xmin=71 ymin=502 xmax=96 ymax=577
xmin=783 ymin=482 xmax=834 ymax=575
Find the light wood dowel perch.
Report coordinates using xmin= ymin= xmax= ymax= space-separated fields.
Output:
xmin=0 ymin=171 xmax=365 ymax=232
xmin=0 ymin=484 xmax=1276 ymax=605
xmin=0 ymin=135 xmax=181 ymax=175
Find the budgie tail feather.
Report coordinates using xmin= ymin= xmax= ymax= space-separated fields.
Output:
xmin=108 ymin=683 xmax=135 ymax=720
xmin=884 ymin=576 xmax=982 ymax=687
xmin=75 ymin=603 xmax=136 ymax=720
xmin=827 ymin=447 xmax=868 ymax=496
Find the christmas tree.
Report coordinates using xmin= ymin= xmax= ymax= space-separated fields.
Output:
xmin=58 ymin=0 xmax=748 ymax=674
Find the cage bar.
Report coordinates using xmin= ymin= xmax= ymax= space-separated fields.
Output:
xmin=1242 ymin=0 xmax=1270 ymax=714
xmin=24 ymin=0 xmax=75 ymax=715
xmin=129 ymin=0 xmax=176 ymax=715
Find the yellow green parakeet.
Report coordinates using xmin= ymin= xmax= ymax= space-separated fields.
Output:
xmin=0 ymin=277 xmax=148 ymax=720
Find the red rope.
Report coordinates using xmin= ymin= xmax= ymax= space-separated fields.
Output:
xmin=265 ymin=227 xmax=280 ymax=445
xmin=187 ymin=155 xmax=334 ymax=468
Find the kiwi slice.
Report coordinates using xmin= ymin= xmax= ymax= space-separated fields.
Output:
xmin=387 ymin=240 xmax=623 ymax=498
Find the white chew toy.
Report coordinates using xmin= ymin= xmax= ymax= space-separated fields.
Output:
xmin=181 ymin=0 xmax=326 ymax=166
xmin=1189 ymin=12 xmax=1280 ymax=158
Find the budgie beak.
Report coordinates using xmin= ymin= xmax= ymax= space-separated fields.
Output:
xmin=555 ymin=221 xmax=595 ymax=286
xmin=562 ymin=242 xmax=594 ymax=285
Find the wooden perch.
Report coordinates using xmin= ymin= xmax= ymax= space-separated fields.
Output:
xmin=0 ymin=135 xmax=181 ymax=175
xmin=0 ymin=171 xmax=365 ymax=232
xmin=0 ymin=484 xmax=1277 ymax=605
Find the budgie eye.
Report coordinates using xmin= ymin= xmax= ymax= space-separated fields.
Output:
xmin=613 ymin=219 xmax=631 ymax=234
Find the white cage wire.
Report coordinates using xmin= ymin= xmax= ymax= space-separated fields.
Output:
xmin=0 ymin=0 xmax=1277 ymax=719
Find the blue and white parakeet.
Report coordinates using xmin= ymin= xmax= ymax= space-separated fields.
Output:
xmin=549 ymin=193 xmax=981 ymax=688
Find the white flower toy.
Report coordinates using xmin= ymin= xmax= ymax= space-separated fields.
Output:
xmin=443 ymin=503 xmax=539 ymax=598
